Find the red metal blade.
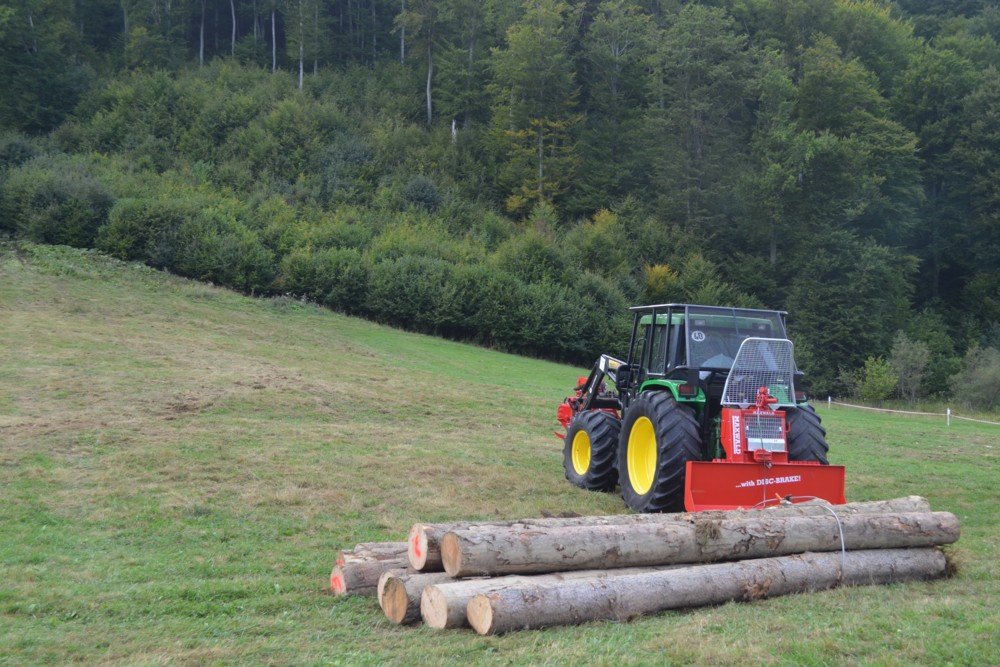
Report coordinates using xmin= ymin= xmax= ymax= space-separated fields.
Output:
xmin=684 ymin=461 xmax=846 ymax=512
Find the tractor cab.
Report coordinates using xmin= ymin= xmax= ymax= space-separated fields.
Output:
xmin=616 ymin=304 xmax=804 ymax=413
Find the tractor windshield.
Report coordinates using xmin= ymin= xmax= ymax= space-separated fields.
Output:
xmin=685 ymin=306 xmax=786 ymax=370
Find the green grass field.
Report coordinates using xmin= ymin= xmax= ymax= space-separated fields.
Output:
xmin=1 ymin=244 xmax=997 ymax=666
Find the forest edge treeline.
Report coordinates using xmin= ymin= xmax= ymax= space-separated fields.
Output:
xmin=1 ymin=0 xmax=999 ymax=406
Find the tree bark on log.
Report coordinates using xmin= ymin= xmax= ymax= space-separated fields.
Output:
xmin=420 ymin=566 xmax=681 ymax=630
xmin=441 ymin=511 xmax=959 ymax=577
xmin=408 ymin=497 xmax=930 ymax=571
xmin=379 ymin=571 xmax=458 ymax=625
xmin=330 ymin=557 xmax=410 ymax=596
xmin=467 ymin=547 xmax=949 ymax=635
xmin=338 ymin=541 xmax=408 ymax=566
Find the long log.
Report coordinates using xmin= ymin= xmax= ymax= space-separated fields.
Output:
xmin=379 ymin=571 xmax=458 ymax=625
xmin=420 ymin=566 xmax=681 ymax=630
xmin=408 ymin=497 xmax=931 ymax=571
xmin=441 ymin=511 xmax=960 ymax=577
xmin=330 ymin=557 xmax=410 ymax=596
xmin=467 ymin=547 xmax=949 ymax=635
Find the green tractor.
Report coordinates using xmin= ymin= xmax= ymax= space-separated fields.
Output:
xmin=556 ymin=304 xmax=845 ymax=513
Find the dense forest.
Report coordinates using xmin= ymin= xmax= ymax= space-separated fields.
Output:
xmin=1 ymin=0 xmax=999 ymax=405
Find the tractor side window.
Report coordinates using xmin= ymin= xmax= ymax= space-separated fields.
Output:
xmin=633 ymin=325 xmax=650 ymax=380
xmin=673 ymin=323 xmax=686 ymax=367
xmin=649 ymin=324 xmax=668 ymax=375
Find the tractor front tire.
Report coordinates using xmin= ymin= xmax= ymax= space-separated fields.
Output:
xmin=786 ymin=405 xmax=830 ymax=464
xmin=618 ymin=392 xmax=702 ymax=513
xmin=563 ymin=411 xmax=621 ymax=492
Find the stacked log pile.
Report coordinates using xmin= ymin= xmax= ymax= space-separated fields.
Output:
xmin=328 ymin=497 xmax=959 ymax=634
xmin=330 ymin=541 xmax=408 ymax=596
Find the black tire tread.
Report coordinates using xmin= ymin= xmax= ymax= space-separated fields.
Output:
xmin=786 ymin=404 xmax=830 ymax=464
xmin=563 ymin=411 xmax=621 ymax=492
xmin=618 ymin=392 xmax=702 ymax=513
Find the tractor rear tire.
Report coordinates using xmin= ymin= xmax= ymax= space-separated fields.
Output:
xmin=618 ymin=392 xmax=702 ymax=513
xmin=786 ymin=405 xmax=830 ymax=464
xmin=563 ymin=411 xmax=621 ymax=492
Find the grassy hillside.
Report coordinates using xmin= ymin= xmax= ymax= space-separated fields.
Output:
xmin=1 ymin=244 xmax=996 ymax=666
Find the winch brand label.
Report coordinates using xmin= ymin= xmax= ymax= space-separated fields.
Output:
xmin=731 ymin=414 xmax=742 ymax=455
xmin=735 ymin=474 xmax=803 ymax=489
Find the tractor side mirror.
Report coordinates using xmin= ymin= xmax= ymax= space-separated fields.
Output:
xmin=616 ymin=365 xmax=633 ymax=389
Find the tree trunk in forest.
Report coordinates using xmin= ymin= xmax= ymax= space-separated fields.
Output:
xmin=408 ymin=497 xmax=932 ymax=572
xmin=120 ymin=2 xmax=129 ymax=57
xmin=298 ymin=8 xmax=304 ymax=91
xmin=537 ymin=125 xmax=545 ymax=201
xmin=230 ymin=0 xmax=236 ymax=56
xmin=271 ymin=9 xmax=276 ymax=72
xmin=467 ymin=548 xmax=949 ymax=635
xmin=420 ymin=566 xmax=680 ymax=630
xmin=441 ymin=511 xmax=959 ymax=577
xmin=314 ymin=1 xmax=320 ymax=73
xmin=425 ymin=43 xmax=433 ymax=126
xmin=199 ymin=0 xmax=205 ymax=66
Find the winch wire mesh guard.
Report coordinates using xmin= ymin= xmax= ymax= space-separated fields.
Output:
xmin=722 ymin=338 xmax=797 ymax=408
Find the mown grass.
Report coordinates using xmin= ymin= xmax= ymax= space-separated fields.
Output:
xmin=1 ymin=244 xmax=997 ymax=666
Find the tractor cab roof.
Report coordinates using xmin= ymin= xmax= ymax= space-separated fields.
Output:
xmin=627 ymin=304 xmax=791 ymax=374
xmin=630 ymin=302 xmax=787 ymax=318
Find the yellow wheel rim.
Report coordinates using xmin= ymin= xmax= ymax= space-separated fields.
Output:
xmin=628 ymin=416 xmax=657 ymax=495
xmin=571 ymin=430 xmax=591 ymax=476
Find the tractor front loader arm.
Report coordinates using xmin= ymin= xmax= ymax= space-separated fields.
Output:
xmin=579 ymin=354 xmax=626 ymax=412
xmin=556 ymin=355 xmax=625 ymax=434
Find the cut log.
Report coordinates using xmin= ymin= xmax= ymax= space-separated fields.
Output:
xmin=467 ymin=547 xmax=949 ymax=635
xmin=441 ymin=511 xmax=960 ymax=577
xmin=338 ymin=541 xmax=408 ymax=567
xmin=420 ymin=566 xmax=681 ymax=630
xmin=377 ymin=568 xmax=413 ymax=610
xmin=408 ymin=497 xmax=931 ymax=571
xmin=330 ymin=557 xmax=410 ymax=596
xmin=380 ymin=571 xmax=457 ymax=625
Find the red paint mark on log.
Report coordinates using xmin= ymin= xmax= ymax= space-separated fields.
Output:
xmin=411 ymin=531 xmax=422 ymax=559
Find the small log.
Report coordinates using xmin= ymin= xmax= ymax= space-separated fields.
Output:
xmin=408 ymin=497 xmax=931 ymax=572
xmin=330 ymin=557 xmax=409 ymax=596
xmin=467 ymin=547 xmax=949 ymax=635
xmin=441 ymin=511 xmax=959 ymax=577
xmin=338 ymin=541 xmax=409 ymax=566
xmin=380 ymin=571 xmax=457 ymax=625
xmin=377 ymin=568 xmax=413 ymax=610
xmin=420 ymin=566 xmax=680 ymax=630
